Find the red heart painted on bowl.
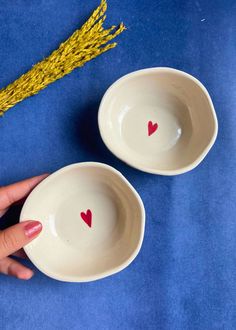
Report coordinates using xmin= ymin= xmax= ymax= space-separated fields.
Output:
xmin=148 ymin=121 xmax=158 ymax=136
xmin=80 ymin=209 xmax=92 ymax=228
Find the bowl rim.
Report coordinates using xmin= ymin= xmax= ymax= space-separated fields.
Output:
xmin=98 ymin=67 xmax=218 ymax=175
xmin=20 ymin=162 xmax=145 ymax=282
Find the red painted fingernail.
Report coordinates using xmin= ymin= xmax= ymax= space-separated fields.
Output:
xmin=24 ymin=221 xmax=42 ymax=238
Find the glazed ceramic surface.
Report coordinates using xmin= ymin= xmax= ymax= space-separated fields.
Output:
xmin=98 ymin=67 xmax=218 ymax=175
xmin=20 ymin=163 xmax=145 ymax=282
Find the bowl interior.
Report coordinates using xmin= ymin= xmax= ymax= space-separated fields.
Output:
xmin=99 ymin=69 xmax=217 ymax=174
xmin=20 ymin=164 xmax=144 ymax=281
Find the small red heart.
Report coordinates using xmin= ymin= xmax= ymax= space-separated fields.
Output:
xmin=80 ymin=209 xmax=92 ymax=228
xmin=148 ymin=121 xmax=158 ymax=136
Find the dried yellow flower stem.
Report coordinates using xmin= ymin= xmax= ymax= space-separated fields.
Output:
xmin=0 ymin=0 xmax=125 ymax=116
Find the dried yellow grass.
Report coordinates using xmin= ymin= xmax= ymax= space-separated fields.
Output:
xmin=0 ymin=0 xmax=125 ymax=116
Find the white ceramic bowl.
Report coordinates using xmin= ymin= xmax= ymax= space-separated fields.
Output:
xmin=20 ymin=163 xmax=145 ymax=282
xmin=98 ymin=68 xmax=218 ymax=175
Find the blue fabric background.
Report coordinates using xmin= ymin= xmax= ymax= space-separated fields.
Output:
xmin=0 ymin=1 xmax=236 ymax=329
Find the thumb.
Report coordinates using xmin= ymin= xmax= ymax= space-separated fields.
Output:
xmin=0 ymin=221 xmax=42 ymax=259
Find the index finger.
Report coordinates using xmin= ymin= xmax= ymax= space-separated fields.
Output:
xmin=0 ymin=174 xmax=48 ymax=211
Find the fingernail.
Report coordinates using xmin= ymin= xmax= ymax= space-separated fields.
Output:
xmin=24 ymin=221 xmax=42 ymax=238
xmin=17 ymin=269 xmax=34 ymax=280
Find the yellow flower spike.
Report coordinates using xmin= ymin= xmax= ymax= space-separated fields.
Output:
xmin=0 ymin=0 xmax=125 ymax=116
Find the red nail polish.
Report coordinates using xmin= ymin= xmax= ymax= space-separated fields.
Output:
xmin=24 ymin=221 xmax=42 ymax=238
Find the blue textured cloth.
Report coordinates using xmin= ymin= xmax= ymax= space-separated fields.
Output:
xmin=0 ymin=1 xmax=236 ymax=329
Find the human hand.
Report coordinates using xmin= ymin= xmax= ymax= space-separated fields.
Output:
xmin=0 ymin=174 xmax=48 ymax=280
